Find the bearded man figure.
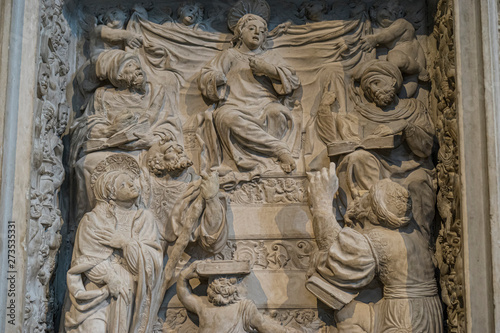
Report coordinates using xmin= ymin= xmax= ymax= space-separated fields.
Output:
xmin=70 ymin=49 xmax=182 ymax=224
xmin=140 ymin=136 xmax=228 ymax=254
xmin=139 ymin=137 xmax=228 ymax=316
xmin=317 ymin=60 xmax=436 ymax=238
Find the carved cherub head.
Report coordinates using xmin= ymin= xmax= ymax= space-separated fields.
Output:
xmin=298 ymin=1 xmax=328 ymax=22
xmin=177 ymin=1 xmax=204 ymax=26
xmin=369 ymin=0 xmax=405 ymax=28
xmin=103 ymin=7 xmax=127 ymax=29
xmin=232 ymin=14 xmax=268 ymax=50
xmin=146 ymin=137 xmax=193 ymax=177
xmin=345 ymin=179 xmax=412 ymax=229
xmin=359 ymin=60 xmax=403 ymax=108
xmin=207 ymin=277 xmax=242 ymax=306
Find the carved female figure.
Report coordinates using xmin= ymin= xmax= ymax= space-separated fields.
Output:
xmin=199 ymin=14 xmax=300 ymax=175
xmin=64 ymin=164 xmax=162 ymax=333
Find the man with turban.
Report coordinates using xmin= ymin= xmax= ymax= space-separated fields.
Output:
xmin=317 ymin=60 xmax=436 ymax=238
xmin=70 ymin=49 xmax=182 ymax=223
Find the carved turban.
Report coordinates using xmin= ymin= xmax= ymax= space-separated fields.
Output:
xmin=358 ymin=60 xmax=404 ymax=93
xmin=95 ymin=49 xmax=140 ymax=88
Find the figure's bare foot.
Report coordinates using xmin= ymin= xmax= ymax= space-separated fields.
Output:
xmin=278 ymin=152 xmax=296 ymax=173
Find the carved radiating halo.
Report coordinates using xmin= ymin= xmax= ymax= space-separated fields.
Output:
xmin=90 ymin=154 xmax=141 ymax=189
xmin=227 ymin=0 xmax=271 ymax=32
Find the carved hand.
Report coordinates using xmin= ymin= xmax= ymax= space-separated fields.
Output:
xmin=181 ymin=261 xmax=201 ymax=280
xmin=320 ymin=84 xmax=337 ymax=107
xmin=125 ymin=32 xmax=143 ymax=49
xmin=249 ymin=57 xmax=275 ymax=77
xmin=214 ymin=72 xmax=227 ymax=86
xmin=95 ymin=229 xmax=129 ymax=249
xmin=360 ymin=35 xmax=377 ymax=52
xmin=306 ymin=162 xmax=339 ymax=214
xmin=200 ymin=171 xmax=220 ymax=200
xmin=106 ymin=275 xmax=131 ymax=304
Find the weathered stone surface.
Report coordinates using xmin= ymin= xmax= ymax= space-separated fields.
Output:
xmin=7 ymin=0 xmax=498 ymax=331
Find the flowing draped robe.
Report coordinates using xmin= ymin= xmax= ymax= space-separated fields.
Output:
xmin=199 ymin=48 xmax=300 ymax=172
xmin=322 ymin=95 xmax=436 ymax=234
xmin=314 ymin=224 xmax=442 ymax=333
xmin=64 ymin=205 xmax=163 ymax=333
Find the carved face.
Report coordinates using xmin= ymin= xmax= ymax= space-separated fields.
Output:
xmin=179 ymin=4 xmax=202 ymax=26
xmin=147 ymin=140 xmax=193 ymax=176
xmin=301 ymin=2 xmax=325 ymax=22
xmin=240 ymin=19 xmax=267 ymax=50
xmin=373 ymin=2 xmax=401 ymax=28
xmin=113 ymin=174 xmax=140 ymax=202
xmin=37 ymin=64 xmax=51 ymax=97
xmin=364 ymin=74 xmax=397 ymax=108
xmin=207 ymin=277 xmax=241 ymax=306
xmin=119 ymin=59 xmax=146 ymax=91
xmin=104 ymin=8 xmax=127 ymax=29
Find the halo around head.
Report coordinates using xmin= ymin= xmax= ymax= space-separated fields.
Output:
xmin=227 ymin=0 xmax=271 ymax=32
xmin=90 ymin=154 xmax=141 ymax=189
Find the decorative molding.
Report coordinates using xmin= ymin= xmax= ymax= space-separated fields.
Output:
xmin=24 ymin=0 xmax=72 ymax=331
xmin=214 ymin=239 xmax=316 ymax=271
xmin=227 ymin=177 xmax=308 ymax=205
xmin=430 ymin=0 xmax=464 ymax=331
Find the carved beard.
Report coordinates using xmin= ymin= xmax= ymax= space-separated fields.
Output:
xmin=123 ymin=72 xmax=146 ymax=93
xmin=370 ymin=86 xmax=396 ymax=107
xmin=163 ymin=154 xmax=193 ymax=172
xmin=149 ymin=154 xmax=193 ymax=177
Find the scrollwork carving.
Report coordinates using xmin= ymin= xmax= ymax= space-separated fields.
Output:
xmin=25 ymin=0 xmax=72 ymax=331
xmin=431 ymin=0 xmax=463 ymax=331
xmin=228 ymin=177 xmax=307 ymax=205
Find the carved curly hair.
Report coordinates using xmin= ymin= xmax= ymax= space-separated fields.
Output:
xmin=207 ymin=277 xmax=242 ymax=306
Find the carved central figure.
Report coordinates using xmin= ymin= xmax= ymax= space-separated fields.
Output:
xmin=199 ymin=14 xmax=300 ymax=175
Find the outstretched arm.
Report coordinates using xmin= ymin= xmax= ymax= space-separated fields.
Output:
xmin=307 ymin=163 xmax=341 ymax=251
xmin=360 ymin=19 xmax=415 ymax=51
xmin=176 ymin=262 xmax=203 ymax=315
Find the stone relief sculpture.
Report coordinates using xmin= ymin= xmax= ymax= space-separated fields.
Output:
xmin=306 ymin=163 xmax=442 ymax=332
xmin=140 ymin=137 xmax=228 ymax=309
xmin=199 ymin=13 xmax=300 ymax=178
xmin=176 ymin=260 xmax=299 ymax=332
xmin=25 ymin=0 xmax=72 ymax=331
xmin=431 ymin=0 xmax=464 ymax=330
xmin=64 ymin=157 xmax=162 ymax=332
xmin=48 ymin=0 xmax=454 ymax=331
xmin=317 ymin=60 xmax=436 ymax=237
xmin=363 ymin=0 xmax=429 ymax=81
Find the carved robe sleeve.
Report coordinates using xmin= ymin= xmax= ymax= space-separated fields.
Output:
xmin=267 ymin=51 xmax=301 ymax=95
xmin=199 ymin=51 xmax=232 ymax=101
xmin=168 ymin=182 xmax=228 ymax=254
xmin=405 ymin=102 xmax=435 ymax=158
xmin=315 ymin=227 xmax=377 ymax=289
xmin=123 ymin=210 xmax=163 ymax=277
xmin=194 ymin=195 xmax=228 ymax=254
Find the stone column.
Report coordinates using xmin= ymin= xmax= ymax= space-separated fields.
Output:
xmin=454 ymin=0 xmax=500 ymax=331
xmin=0 ymin=0 xmax=41 ymax=331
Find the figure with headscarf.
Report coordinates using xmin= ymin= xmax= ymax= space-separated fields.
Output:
xmin=306 ymin=164 xmax=442 ymax=333
xmin=64 ymin=156 xmax=163 ymax=333
xmin=70 ymin=49 xmax=182 ymax=225
xmin=199 ymin=14 xmax=300 ymax=177
xmin=317 ymin=60 xmax=435 ymax=238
